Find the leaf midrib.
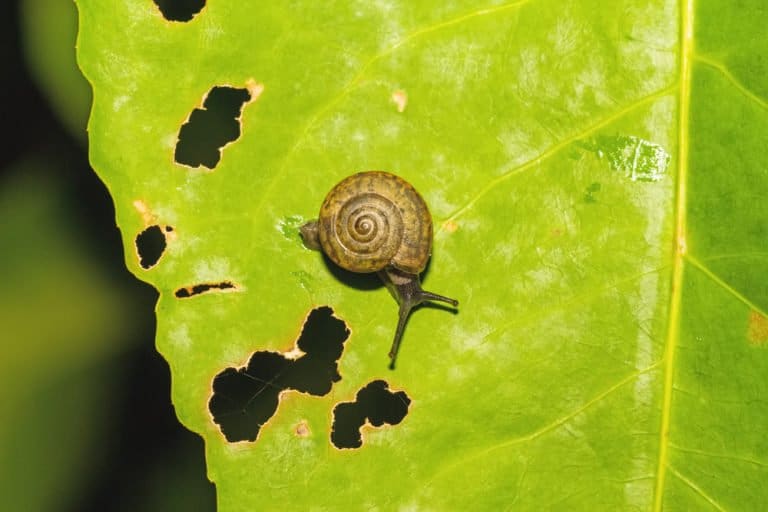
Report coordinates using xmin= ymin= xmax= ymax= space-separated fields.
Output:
xmin=653 ymin=0 xmax=694 ymax=509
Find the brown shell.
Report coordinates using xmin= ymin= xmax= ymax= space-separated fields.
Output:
xmin=317 ymin=171 xmax=432 ymax=274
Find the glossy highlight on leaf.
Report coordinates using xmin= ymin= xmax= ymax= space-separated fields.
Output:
xmin=76 ymin=0 xmax=768 ymax=509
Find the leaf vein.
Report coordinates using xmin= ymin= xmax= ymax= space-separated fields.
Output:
xmin=685 ymin=254 xmax=768 ymax=318
xmin=437 ymin=85 xmax=677 ymax=231
xmin=255 ymin=1 xmax=533 ymax=221
xmin=667 ymin=465 xmax=729 ymax=512
xmin=423 ymin=362 xmax=662 ymax=489
xmin=670 ymin=444 xmax=768 ymax=469
xmin=654 ymin=0 xmax=694 ymax=509
xmin=696 ymin=251 xmax=768 ymax=263
xmin=694 ymin=54 xmax=768 ymax=112
xmin=477 ymin=264 xmax=670 ymax=345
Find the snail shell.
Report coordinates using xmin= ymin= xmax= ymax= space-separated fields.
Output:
xmin=316 ymin=171 xmax=432 ymax=275
xmin=300 ymin=170 xmax=458 ymax=365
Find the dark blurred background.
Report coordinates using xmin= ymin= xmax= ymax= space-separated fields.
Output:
xmin=1 ymin=1 xmax=216 ymax=510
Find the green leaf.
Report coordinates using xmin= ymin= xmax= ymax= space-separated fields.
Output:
xmin=76 ymin=0 xmax=768 ymax=509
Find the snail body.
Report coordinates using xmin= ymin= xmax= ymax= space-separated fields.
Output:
xmin=300 ymin=171 xmax=458 ymax=365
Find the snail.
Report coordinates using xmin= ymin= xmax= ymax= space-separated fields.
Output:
xmin=300 ymin=171 xmax=458 ymax=365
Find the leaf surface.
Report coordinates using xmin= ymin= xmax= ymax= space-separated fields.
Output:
xmin=76 ymin=0 xmax=768 ymax=509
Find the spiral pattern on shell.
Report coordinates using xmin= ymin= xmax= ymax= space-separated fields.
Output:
xmin=317 ymin=171 xmax=433 ymax=274
xmin=335 ymin=193 xmax=402 ymax=270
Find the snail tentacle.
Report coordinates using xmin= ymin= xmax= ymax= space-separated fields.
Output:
xmin=378 ymin=267 xmax=459 ymax=366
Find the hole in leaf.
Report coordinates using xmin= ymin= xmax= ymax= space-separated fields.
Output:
xmin=175 ymin=281 xmax=236 ymax=298
xmin=175 ymin=86 xmax=251 ymax=169
xmin=135 ymin=224 xmax=171 ymax=269
xmin=330 ymin=380 xmax=411 ymax=449
xmin=209 ymin=306 xmax=350 ymax=442
xmin=153 ymin=0 xmax=205 ymax=22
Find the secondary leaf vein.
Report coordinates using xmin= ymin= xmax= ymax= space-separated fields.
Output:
xmin=477 ymin=264 xmax=670 ymax=346
xmin=670 ymin=444 xmax=768 ymax=469
xmin=667 ymin=465 xmax=729 ymax=512
xmin=437 ymin=85 xmax=677 ymax=232
xmin=694 ymin=54 xmax=768 ymax=112
xmin=685 ymin=254 xmax=768 ymax=318
xmin=254 ymin=1 xmax=533 ymax=221
xmin=424 ymin=362 xmax=662 ymax=489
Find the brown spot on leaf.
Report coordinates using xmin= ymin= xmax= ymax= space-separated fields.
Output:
xmin=295 ymin=421 xmax=311 ymax=437
xmin=246 ymin=79 xmax=265 ymax=101
xmin=392 ymin=90 xmax=407 ymax=112
xmin=133 ymin=199 xmax=156 ymax=225
xmin=443 ymin=220 xmax=458 ymax=233
xmin=747 ymin=310 xmax=768 ymax=346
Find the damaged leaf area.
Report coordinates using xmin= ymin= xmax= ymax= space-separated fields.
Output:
xmin=331 ymin=380 xmax=411 ymax=449
xmin=152 ymin=0 xmax=205 ymax=22
xmin=77 ymin=1 xmax=768 ymax=510
xmin=209 ymin=306 xmax=350 ymax=442
xmin=135 ymin=224 xmax=173 ymax=269
xmin=174 ymin=86 xmax=252 ymax=169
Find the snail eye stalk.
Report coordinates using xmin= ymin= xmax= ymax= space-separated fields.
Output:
xmin=379 ymin=267 xmax=459 ymax=366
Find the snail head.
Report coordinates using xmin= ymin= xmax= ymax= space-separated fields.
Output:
xmin=299 ymin=220 xmax=322 ymax=251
